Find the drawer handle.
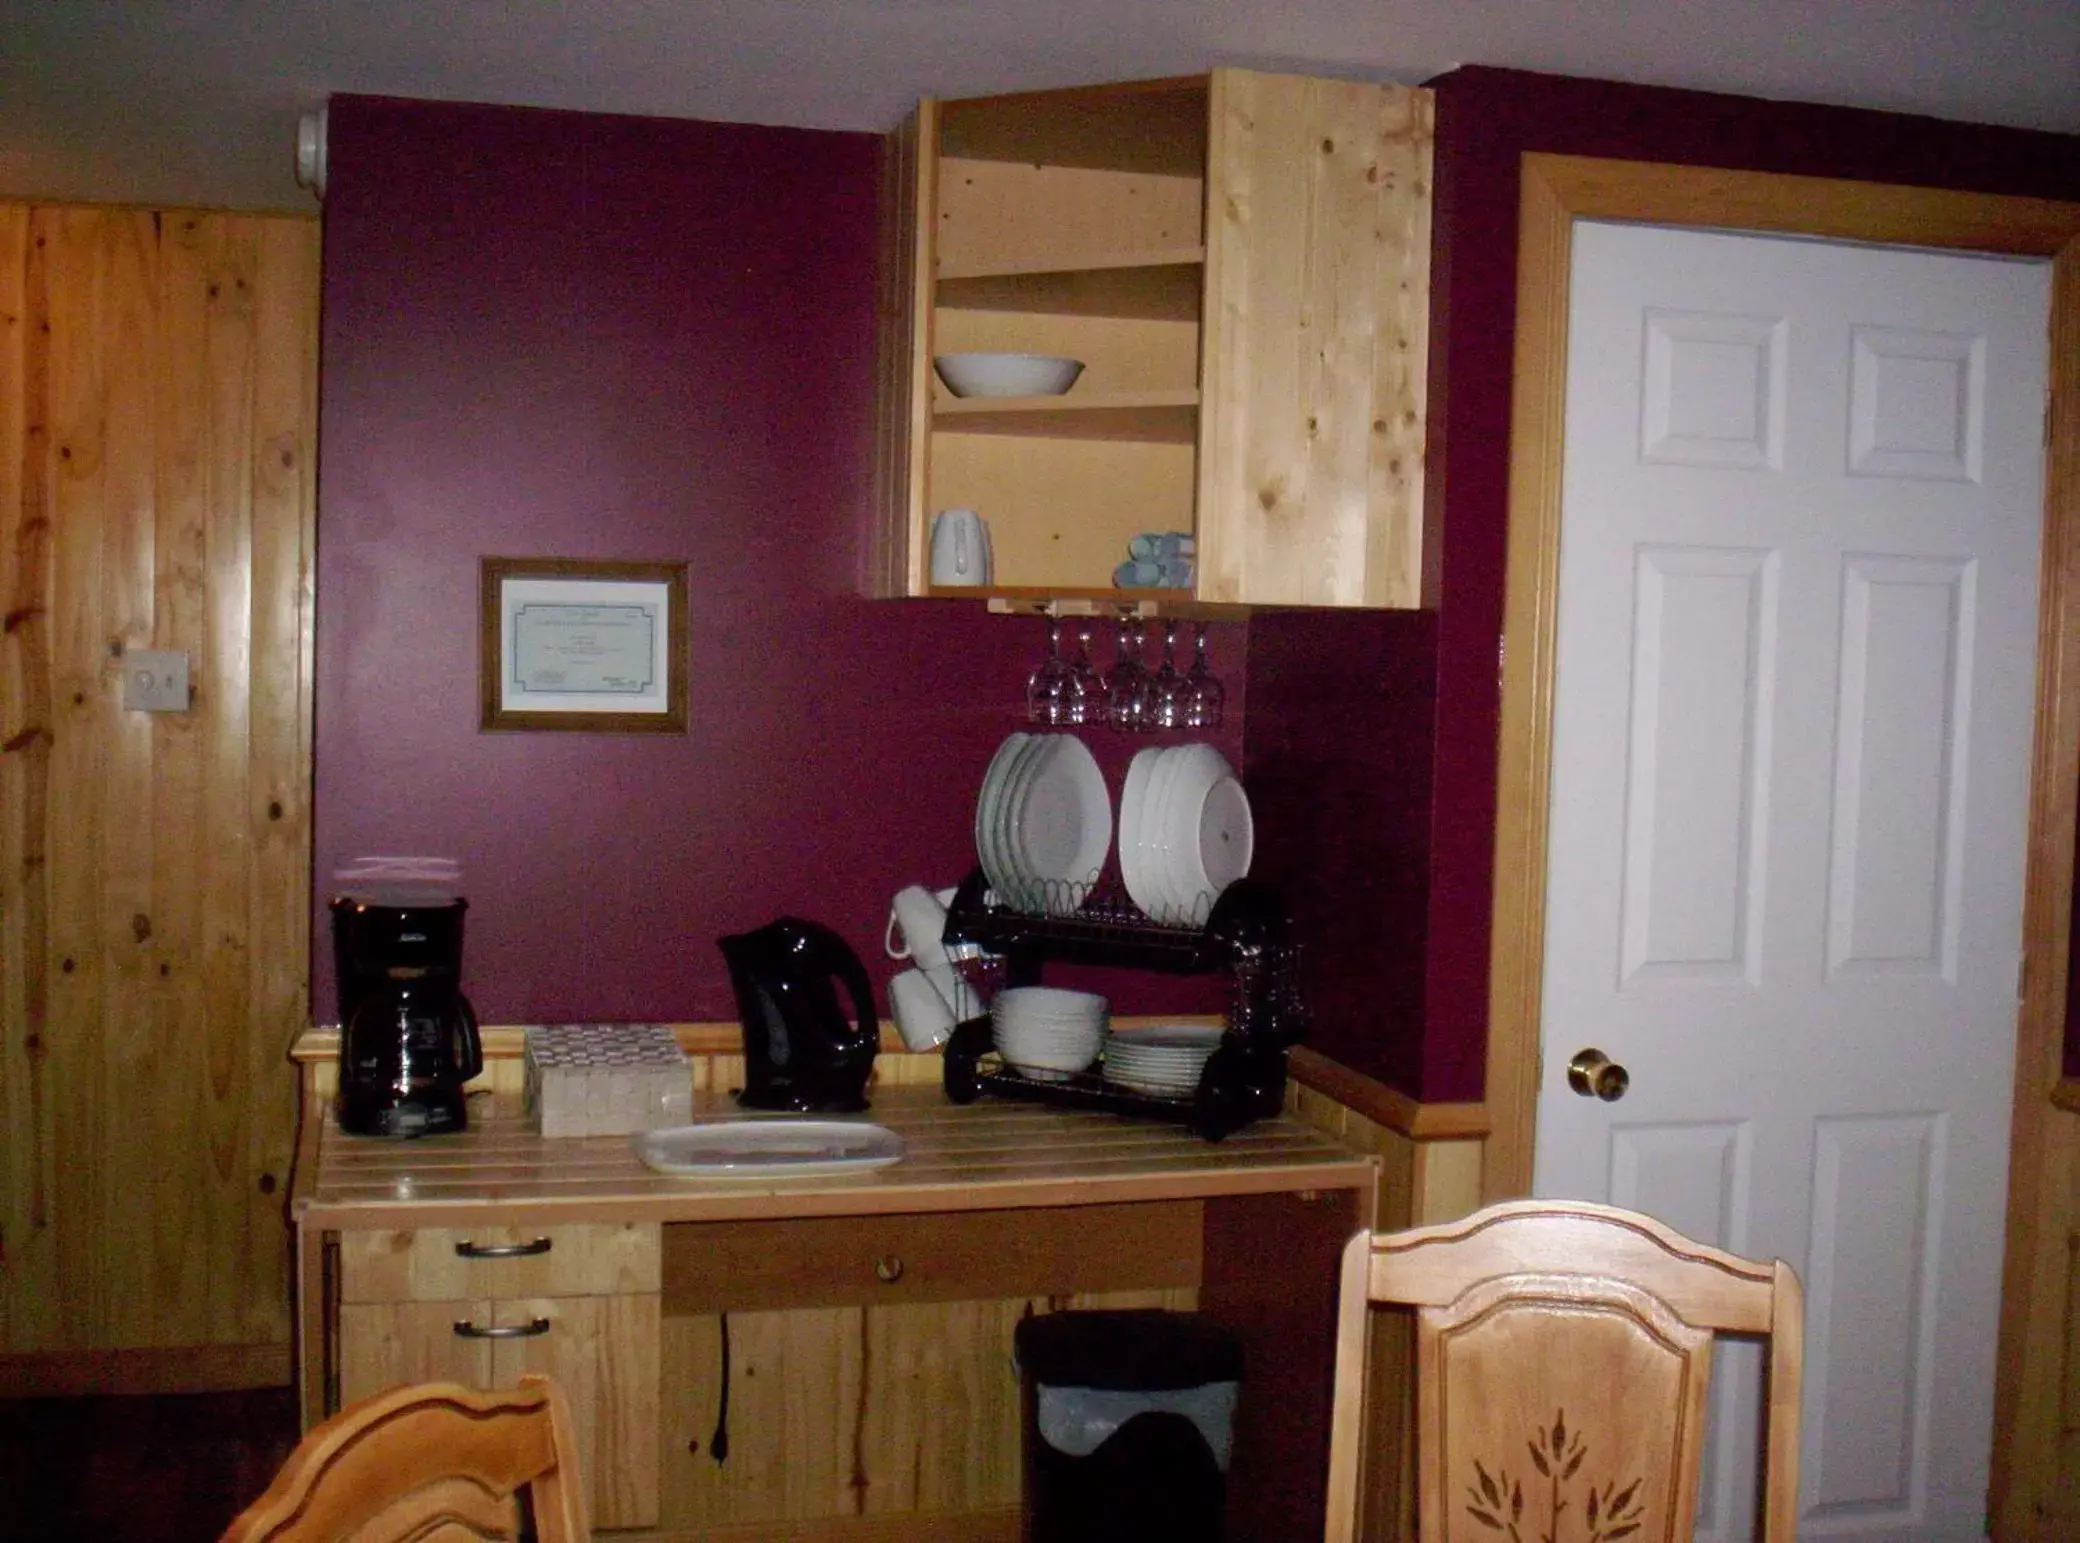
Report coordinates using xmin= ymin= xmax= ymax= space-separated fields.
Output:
xmin=453 ymin=1316 xmax=553 ymax=1340
xmin=874 ymin=1254 xmax=904 ymax=1284
xmin=454 ymin=1237 xmax=553 ymax=1259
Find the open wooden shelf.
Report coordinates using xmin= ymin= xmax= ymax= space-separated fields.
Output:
xmin=874 ymin=71 xmax=1433 ymax=609
xmin=932 ymin=389 xmax=1198 ymax=441
xmin=937 ymin=247 xmax=1205 ymax=320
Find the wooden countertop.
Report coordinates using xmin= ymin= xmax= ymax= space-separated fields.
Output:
xmin=295 ymin=1085 xmax=1379 ymax=1230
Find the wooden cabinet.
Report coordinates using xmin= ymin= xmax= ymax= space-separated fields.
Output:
xmin=872 ymin=70 xmax=1433 ymax=611
xmin=334 ymin=1224 xmax=662 ymax=1529
xmin=296 ymin=1085 xmax=1378 ymax=1541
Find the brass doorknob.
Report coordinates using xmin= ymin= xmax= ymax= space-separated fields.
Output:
xmin=1567 ymin=1048 xmax=1630 ymax=1101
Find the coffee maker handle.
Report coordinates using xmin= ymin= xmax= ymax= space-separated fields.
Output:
xmin=453 ymin=994 xmax=484 ymax=1082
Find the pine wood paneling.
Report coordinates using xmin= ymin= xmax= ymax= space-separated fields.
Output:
xmin=0 ymin=201 xmax=318 ymax=1381
xmin=1197 ymin=72 xmax=1431 ymax=608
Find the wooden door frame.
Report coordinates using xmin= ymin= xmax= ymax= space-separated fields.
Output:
xmin=1482 ymin=153 xmax=2080 ymax=1530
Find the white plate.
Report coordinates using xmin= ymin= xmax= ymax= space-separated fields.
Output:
xmin=633 ymin=1120 xmax=904 ymax=1178
xmin=1185 ymin=772 xmax=1253 ymax=905
xmin=974 ymin=733 xmax=1031 ymax=901
xmin=1107 ymin=1024 xmax=1225 ymax=1052
xmin=1159 ymin=745 xmax=1245 ymax=924
xmin=1008 ymin=735 xmax=1110 ymax=915
xmin=997 ymin=734 xmax=1049 ymax=910
xmin=1139 ymin=746 xmax=1192 ymax=923
xmin=1118 ymin=747 xmax=1164 ymax=919
xmin=988 ymin=734 xmax=1049 ymax=909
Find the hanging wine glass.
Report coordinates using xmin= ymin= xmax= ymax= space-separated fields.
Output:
xmin=1106 ymin=619 xmax=1152 ymax=731
xmin=1151 ymin=622 xmax=1188 ymax=730
xmin=1026 ymin=619 xmax=1074 ymax=724
xmin=1183 ymin=624 xmax=1225 ymax=729
xmin=1062 ymin=623 xmax=1099 ymax=725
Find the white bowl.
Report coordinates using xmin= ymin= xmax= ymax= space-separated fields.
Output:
xmin=934 ymin=352 xmax=1085 ymax=399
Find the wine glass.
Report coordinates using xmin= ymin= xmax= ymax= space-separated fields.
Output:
xmin=1106 ymin=620 xmax=1152 ymax=731
xmin=1150 ymin=623 xmax=1187 ymax=729
xmin=1026 ymin=619 xmax=1074 ymax=723
xmin=1183 ymin=624 xmax=1225 ymax=729
xmin=1062 ymin=624 xmax=1099 ymax=725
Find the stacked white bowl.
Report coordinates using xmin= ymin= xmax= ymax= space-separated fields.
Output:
xmin=992 ymin=986 xmax=1108 ymax=1082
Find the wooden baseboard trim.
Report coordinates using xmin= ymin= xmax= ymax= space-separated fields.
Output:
xmin=0 ymin=1341 xmax=292 ymax=1397
xmin=1287 ymin=1048 xmax=1490 ymax=1140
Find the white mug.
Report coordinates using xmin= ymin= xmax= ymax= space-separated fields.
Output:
xmin=884 ymin=884 xmax=981 ymax=969
xmin=930 ymin=508 xmax=992 ymax=587
xmin=888 ymin=965 xmax=980 ymax=1052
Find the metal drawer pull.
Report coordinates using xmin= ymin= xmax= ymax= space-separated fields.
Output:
xmin=874 ymin=1254 xmax=904 ymax=1283
xmin=452 ymin=1316 xmax=553 ymax=1340
xmin=453 ymin=1237 xmax=553 ymax=1259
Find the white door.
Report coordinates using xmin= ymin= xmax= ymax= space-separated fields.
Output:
xmin=1534 ymin=222 xmax=2050 ymax=1542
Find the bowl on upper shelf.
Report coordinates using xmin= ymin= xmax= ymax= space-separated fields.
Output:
xmin=934 ymin=352 xmax=1085 ymax=399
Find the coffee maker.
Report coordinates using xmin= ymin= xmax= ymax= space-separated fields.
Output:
xmin=332 ymin=894 xmax=483 ymax=1137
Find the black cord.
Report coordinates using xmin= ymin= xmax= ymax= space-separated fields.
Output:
xmin=709 ymin=1312 xmax=731 ymax=1463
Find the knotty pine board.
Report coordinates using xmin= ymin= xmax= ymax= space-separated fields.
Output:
xmin=0 ymin=201 xmax=318 ymax=1371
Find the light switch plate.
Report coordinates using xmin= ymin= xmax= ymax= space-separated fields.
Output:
xmin=123 ymin=649 xmax=191 ymax=712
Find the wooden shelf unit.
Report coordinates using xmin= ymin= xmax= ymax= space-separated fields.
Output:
xmin=872 ymin=70 xmax=1434 ymax=612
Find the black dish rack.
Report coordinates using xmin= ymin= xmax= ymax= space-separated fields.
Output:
xmin=938 ymin=868 xmax=1308 ymax=1141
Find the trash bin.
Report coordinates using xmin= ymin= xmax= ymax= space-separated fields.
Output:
xmin=1014 ymin=1309 xmax=1243 ymax=1543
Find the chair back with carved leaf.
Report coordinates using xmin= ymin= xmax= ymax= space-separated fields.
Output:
xmin=1323 ymin=1200 xmax=1803 ymax=1543
xmin=220 ymin=1374 xmax=590 ymax=1543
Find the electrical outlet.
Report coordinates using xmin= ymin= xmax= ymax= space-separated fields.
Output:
xmin=123 ymin=649 xmax=190 ymax=712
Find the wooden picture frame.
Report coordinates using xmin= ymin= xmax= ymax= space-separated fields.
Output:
xmin=479 ymin=557 xmax=688 ymax=733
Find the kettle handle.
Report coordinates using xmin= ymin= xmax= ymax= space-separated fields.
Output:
xmin=453 ymin=994 xmax=484 ymax=1082
xmin=831 ymin=938 xmax=880 ymax=1051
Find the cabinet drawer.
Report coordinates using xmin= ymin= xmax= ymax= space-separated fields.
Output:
xmin=338 ymin=1224 xmax=661 ymax=1302
xmin=335 ymin=1291 xmax=661 ymax=1530
xmin=662 ymin=1201 xmax=1202 ymax=1314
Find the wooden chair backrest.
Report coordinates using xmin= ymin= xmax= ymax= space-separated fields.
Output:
xmin=220 ymin=1374 xmax=590 ymax=1542
xmin=1323 ymin=1199 xmax=1803 ymax=1543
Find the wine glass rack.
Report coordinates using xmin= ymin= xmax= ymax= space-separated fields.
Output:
xmin=938 ymin=869 xmax=1308 ymax=1141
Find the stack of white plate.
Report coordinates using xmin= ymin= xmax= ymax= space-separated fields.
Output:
xmin=1119 ymin=744 xmax=1254 ymax=926
xmin=1102 ymin=1024 xmax=1223 ymax=1096
xmin=974 ymin=732 xmax=1112 ymax=916
xmin=992 ymin=986 xmax=1108 ymax=1082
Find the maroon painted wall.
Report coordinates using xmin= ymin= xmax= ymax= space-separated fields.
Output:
xmin=1244 ymin=611 xmax=1438 ymax=1093
xmin=312 ymin=96 xmax=1240 ymax=1028
xmin=1250 ymin=67 xmax=2080 ymax=1103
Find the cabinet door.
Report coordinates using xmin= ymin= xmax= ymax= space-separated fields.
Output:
xmin=1198 ymin=71 xmax=1432 ymax=608
xmin=493 ymin=1294 xmax=662 ymax=1529
xmin=336 ymin=1297 xmax=490 ymax=1404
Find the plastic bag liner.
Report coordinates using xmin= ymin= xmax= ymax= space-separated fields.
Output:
xmin=1035 ymin=1383 xmax=1239 ymax=1469
xmin=1015 ymin=1311 xmax=1244 ymax=1470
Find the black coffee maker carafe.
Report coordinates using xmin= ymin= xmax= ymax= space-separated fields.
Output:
xmin=719 ymin=917 xmax=878 ymax=1112
xmin=332 ymin=895 xmax=483 ymax=1137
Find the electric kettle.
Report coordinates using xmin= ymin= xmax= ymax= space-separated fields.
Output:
xmin=719 ymin=916 xmax=880 ymax=1112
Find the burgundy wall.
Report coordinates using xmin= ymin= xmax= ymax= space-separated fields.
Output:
xmin=312 ymin=96 xmax=1240 ymax=1028
xmin=1244 ymin=611 xmax=1439 ymax=1093
xmin=1250 ymin=67 xmax=2080 ymax=1104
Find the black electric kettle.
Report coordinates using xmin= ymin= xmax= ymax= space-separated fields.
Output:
xmin=719 ymin=916 xmax=879 ymax=1112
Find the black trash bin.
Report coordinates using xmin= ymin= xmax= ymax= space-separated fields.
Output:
xmin=1014 ymin=1309 xmax=1243 ymax=1543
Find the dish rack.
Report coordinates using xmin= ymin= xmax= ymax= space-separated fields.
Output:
xmin=938 ymin=868 xmax=1308 ymax=1141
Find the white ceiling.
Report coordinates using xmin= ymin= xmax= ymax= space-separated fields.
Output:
xmin=3 ymin=0 xmax=2076 ymax=212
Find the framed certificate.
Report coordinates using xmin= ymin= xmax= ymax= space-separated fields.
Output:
xmin=479 ymin=557 xmax=688 ymax=733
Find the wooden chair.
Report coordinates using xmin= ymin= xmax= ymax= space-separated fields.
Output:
xmin=1323 ymin=1199 xmax=1803 ymax=1543
xmin=220 ymin=1374 xmax=590 ymax=1542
